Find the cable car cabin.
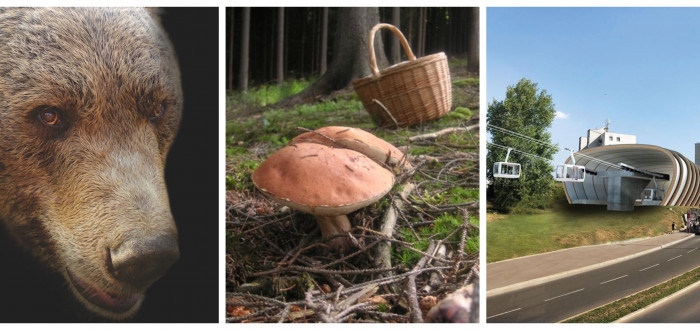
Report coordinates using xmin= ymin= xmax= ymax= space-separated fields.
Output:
xmin=641 ymin=188 xmax=665 ymax=206
xmin=554 ymin=164 xmax=585 ymax=182
xmin=641 ymin=177 xmax=664 ymax=206
xmin=642 ymin=188 xmax=664 ymax=201
xmin=493 ymin=162 xmax=521 ymax=179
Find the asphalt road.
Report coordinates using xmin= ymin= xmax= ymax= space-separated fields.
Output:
xmin=623 ymin=280 xmax=700 ymax=322
xmin=487 ymin=235 xmax=700 ymax=323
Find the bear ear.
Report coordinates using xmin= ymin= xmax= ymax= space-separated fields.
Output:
xmin=145 ymin=7 xmax=163 ymax=24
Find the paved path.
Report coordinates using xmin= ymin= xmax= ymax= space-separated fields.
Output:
xmin=487 ymin=232 xmax=693 ymax=296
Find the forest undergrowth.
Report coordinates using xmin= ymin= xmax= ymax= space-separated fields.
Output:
xmin=225 ymin=59 xmax=479 ymax=323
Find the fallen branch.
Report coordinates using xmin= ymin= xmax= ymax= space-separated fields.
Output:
xmin=376 ymin=183 xmax=416 ymax=281
xmin=373 ymin=99 xmax=399 ymax=129
xmin=408 ymin=125 xmax=478 ymax=142
xmin=250 ymin=264 xmax=399 ymax=278
xmin=356 ymin=230 xmax=452 ymax=264
xmin=304 ymin=285 xmax=378 ymax=323
xmin=424 ymin=244 xmax=447 ymax=293
xmin=405 ymin=241 xmax=439 ymax=323
xmin=459 ymin=209 xmax=470 ymax=257
xmin=408 ymin=152 xmax=478 ymax=165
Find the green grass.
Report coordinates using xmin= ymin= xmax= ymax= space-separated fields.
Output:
xmin=487 ymin=197 xmax=689 ymax=263
xmin=396 ymin=182 xmax=479 ymax=267
xmin=453 ymin=78 xmax=479 ymax=87
xmin=395 ymin=211 xmax=479 ymax=266
xmin=229 ymin=79 xmax=312 ymax=107
xmin=563 ymin=266 xmax=700 ymax=323
xmin=444 ymin=107 xmax=473 ymax=121
xmin=226 ymin=158 xmax=260 ymax=191
xmin=227 ymin=97 xmax=371 ymax=147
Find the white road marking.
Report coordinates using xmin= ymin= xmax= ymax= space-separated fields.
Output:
xmin=639 ymin=264 xmax=660 ymax=272
xmin=688 ymin=248 xmax=697 ymax=254
xmin=667 ymin=255 xmax=682 ymax=262
xmin=487 ymin=308 xmax=521 ymax=319
xmin=544 ymin=288 xmax=584 ymax=302
xmin=600 ymin=275 xmax=628 ymax=285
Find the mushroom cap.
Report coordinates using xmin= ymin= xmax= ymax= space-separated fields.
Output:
xmin=292 ymin=126 xmax=412 ymax=170
xmin=251 ymin=142 xmax=395 ymax=216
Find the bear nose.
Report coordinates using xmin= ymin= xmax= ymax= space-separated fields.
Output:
xmin=108 ymin=235 xmax=180 ymax=288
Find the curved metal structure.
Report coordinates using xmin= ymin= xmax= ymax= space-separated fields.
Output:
xmin=562 ymin=144 xmax=700 ymax=210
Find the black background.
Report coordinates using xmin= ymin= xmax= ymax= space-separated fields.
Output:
xmin=0 ymin=7 xmax=220 ymax=323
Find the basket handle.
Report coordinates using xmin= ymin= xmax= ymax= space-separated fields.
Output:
xmin=368 ymin=23 xmax=416 ymax=77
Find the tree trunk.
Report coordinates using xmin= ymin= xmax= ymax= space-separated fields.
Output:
xmin=467 ymin=7 xmax=479 ymax=73
xmin=311 ymin=8 xmax=318 ymax=74
xmin=227 ymin=8 xmax=235 ymax=90
xmin=284 ymin=9 xmax=289 ymax=79
xmin=277 ymin=7 xmax=284 ymax=85
xmin=280 ymin=7 xmax=387 ymax=106
xmin=238 ymin=7 xmax=250 ymax=92
xmin=320 ymin=7 xmax=328 ymax=75
xmin=417 ymin=8 xmax=426 ymax=58
xmin=390 ymin=7 xmax=401 ymax=63
xmin=300 ymin=13 xmax=306 ymax=77
xmin=406 ymin=8 xmax=414 ymax=53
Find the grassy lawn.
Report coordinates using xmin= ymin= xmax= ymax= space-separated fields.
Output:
xmin=487 ymin=186 xmax=689 ymax=263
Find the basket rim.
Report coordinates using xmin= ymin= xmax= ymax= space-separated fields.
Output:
xmin=352 ymin=52 xmax=448 ymax=86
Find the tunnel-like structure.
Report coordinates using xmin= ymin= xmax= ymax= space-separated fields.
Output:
xmin=562 ymin=144 xmax=700 ymax=211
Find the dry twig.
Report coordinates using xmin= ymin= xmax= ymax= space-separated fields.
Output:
xmin=376 ymin=183 xmax=416 ymax=280
xmin=408 ymin=125 xmax=479 ymax=142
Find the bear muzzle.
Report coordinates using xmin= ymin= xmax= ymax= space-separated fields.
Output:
xmin=66 ymin=232 xmax=179 ymax=317
xmin=67 ymin=269 xmax=143 ymax=313
xmin=107 ymin=234 xmax=180 ymax=290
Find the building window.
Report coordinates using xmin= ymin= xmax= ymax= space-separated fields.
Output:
xmin=609 ymin=136 xmax=613 ymax=141
xmin=617 ymin=137 xmax=620 ymax=142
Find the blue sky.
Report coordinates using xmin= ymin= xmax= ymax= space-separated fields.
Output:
xmin=487 ymin=7 xmax=700 ymax=164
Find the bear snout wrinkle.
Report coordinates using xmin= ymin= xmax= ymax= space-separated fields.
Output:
xmin=108 ymin=234 xmax=180 ymax=289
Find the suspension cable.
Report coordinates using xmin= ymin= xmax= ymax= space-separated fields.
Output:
xmin=488 ymin=124 xmax=559 ymax=150
xmin=488 ymin=142 xmax=552 ymax=162
xmin=488 ymin=124 xmax=622 ymax=169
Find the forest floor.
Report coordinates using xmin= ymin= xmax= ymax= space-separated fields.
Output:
xmin=225 ymin=58 xmax=479 ymax=323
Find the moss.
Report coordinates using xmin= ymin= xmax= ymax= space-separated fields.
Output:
xmin=226 ymin=159 xmax=261 ymax=191
xmin=453 ymin=78 xmax=479 ymax=87
xmin=448 ymin=187 xmax=479 ymax=204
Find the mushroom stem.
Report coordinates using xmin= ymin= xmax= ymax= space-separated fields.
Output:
xmin=314 ymin=215 xmax=352 ymax=251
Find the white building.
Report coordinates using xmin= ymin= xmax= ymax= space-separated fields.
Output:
xmin=578 ymin=119 xmax=636 ymax=151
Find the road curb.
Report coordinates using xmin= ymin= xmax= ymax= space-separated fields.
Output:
xmin=614 ymin=271 xmax=700 ymax=323
xmin=487 ymin=234 xmax=695 ymax=298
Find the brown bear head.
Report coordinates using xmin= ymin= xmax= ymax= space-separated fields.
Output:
xmin=0 ymin=8 xmax=183 ymax=320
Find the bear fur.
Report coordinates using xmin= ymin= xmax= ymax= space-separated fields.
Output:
xmin=0 ymin=8 xmax=182 ymax=320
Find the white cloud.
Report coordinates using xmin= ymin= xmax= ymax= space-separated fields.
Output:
xmin=555 ymin=111 xmax=569 ymax=119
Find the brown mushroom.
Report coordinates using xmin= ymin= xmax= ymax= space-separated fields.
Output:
xmin=251 ymin=142 xmax=395 ymax=251
xmin=292 ymin=126 xmax=412 ymax=172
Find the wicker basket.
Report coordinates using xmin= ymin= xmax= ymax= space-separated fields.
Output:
xmin=352 ymin=23 xmax=452 ymax=127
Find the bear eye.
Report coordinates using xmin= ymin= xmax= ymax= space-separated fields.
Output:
xmin=38 ymin=107 xmax=63 ymax=127
xmin=150 ymin=102 xmax=166 ymax=121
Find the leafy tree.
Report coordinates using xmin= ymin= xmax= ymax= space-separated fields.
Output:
xmin=487 ymin=78 xmax=558 ymax=212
